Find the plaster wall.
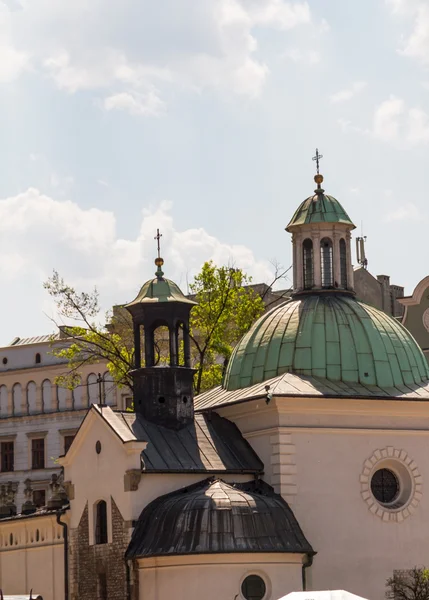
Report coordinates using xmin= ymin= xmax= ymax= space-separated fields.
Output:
xmin=64 ymin=410 xmax=255 ymax=532
xmin=353 ymin=267 xmax=383 ymax=310
xmin=401 ymin=287 xmax=429 ymax=356
xmin=218 ymin=395 xmax=429 ymax=599
xmin=0 ymin=514 xmax=64 ymax=600
xmin=0 ymin=341 xmax=66 ymax=372
xmin=137 ymin=553 xmax=304 ymax=600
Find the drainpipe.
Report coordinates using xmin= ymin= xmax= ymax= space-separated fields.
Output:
xmin=302 ymin=554 xmax=313 ymax=591
xmin=56 ymin=510 xmax=69 ymax=600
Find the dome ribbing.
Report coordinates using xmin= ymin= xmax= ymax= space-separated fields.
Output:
xmin=126 ymin=478 xmax=313 ymax=559
xmin=223 ymin=295 xmax=429 ymax=392
xmin=286 ymin=193 xmax=355 ymax=230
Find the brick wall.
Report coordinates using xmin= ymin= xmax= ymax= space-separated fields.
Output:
xmin=69 ymin=498 xmax=130 ymax=600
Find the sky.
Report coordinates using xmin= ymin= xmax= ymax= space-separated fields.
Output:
xmin=0 ymin=0 xmax=428 ymax=344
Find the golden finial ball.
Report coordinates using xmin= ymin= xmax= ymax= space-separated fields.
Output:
xmin=155 ymin=257 xmax=164 ymax=267
xmin=314 ymin=174 xmax=324 ymax=185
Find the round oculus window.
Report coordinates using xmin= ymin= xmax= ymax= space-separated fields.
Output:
xmin=370 ymin=468 xmax=400 ymax=504
xmin=241 ymin=575 xmax=266 ymax=600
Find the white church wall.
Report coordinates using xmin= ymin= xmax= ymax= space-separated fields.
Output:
xmin=63 ymin=409 xmax=253 ymax=534
xmin=274 ymin=396 xmax=429 ymax=600
xmin=137 ymin=553 xmax=304 ymax=600
xmin=218 ymin=394 xmax=429 ymax=600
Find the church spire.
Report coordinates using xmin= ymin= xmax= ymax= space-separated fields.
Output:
xmin=286 ymin=151 xmax=356 ymax=296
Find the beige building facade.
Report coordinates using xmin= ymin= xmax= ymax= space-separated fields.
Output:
xmin=0 ymin=331 xmax=124 ymax=515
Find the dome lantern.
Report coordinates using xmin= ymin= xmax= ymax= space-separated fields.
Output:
xmin=125 ymin=230 xmax=197 ymax=430
xmin=286 ymin=150 xmax=356 ymax=296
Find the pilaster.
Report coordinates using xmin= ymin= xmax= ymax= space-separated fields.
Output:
xmin=312 ymin=231 xmax=321 ymax=288
xmin=270 ymin=430 xmax=297 ymax=505
xmin=295 ymin=232 xmax=303 ymax=291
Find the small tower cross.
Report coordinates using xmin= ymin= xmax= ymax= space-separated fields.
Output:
xmin=312 ymin=148 xmax=323 ymax=174
xmin=154 ymin=228 xmax=162 ymax=259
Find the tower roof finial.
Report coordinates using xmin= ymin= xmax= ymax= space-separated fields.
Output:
xmin=154 ymin=228 xmax=164 ymax=278
xmin=312 ymin=148 xmax=324 ymax=191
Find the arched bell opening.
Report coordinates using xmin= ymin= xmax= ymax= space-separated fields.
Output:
xmin=320 ymin=237 xmax=333 ymax=288
xmin=302 ymin=238 xmax=314 ymax=290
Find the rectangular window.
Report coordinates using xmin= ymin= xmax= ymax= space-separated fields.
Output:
xmin=32 ymin=438 xmax=45 ymax=469
xmin=33 ymin=489 xmax=46 ymax=508
xmin=1 ymin=442 xmax=14 ymax=472
xmin=64 ymin=435 xmax=75 ymax=453
xmin=125 ymin=396 xmax=133 ymax=410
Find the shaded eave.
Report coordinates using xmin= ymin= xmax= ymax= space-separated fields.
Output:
xmin=135 ymin=547 xmax=315 ymax=559
xmin=194 ymin=372 xmax=429 ymax=412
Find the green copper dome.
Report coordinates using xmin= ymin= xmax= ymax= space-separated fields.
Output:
xmin=223 ymin=295 xmax=429 ymax=391
xmin=286 ymin=192 xmax=355 ymax=230
xmin=126 ymin=272 xmax=196 ymax=307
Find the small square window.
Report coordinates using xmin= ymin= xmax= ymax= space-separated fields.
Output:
xmin=1 ymin=441 xmax=14 ymax=472
xmin=31 ymin=438 xmax=45 ymax=469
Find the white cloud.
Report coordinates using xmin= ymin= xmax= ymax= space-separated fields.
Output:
xmin=103 ymin=90 xmax=165 ymax=117
xmin=387 ymin=0 xmax=429 ymax=65
xmin=330 ymin=81 xmax=366 ymax=103
xmin=0 ymin=44 xmax=28 ymax=82
xmin=373 ymin=96 xmax=404 ymax=141
xmin=0 ymin=0 xmax=314 ymax=105
xmin=0 ymin=188 xmax=273 ymax=304
xmin=407 ymin=107 xmax=429 ymax=143
xmin=338 ymin=96 xmax=429 ymax=145
xmin=386 ymin=202 xmax=423 ymax=222
xmin=245 ymin=0 xmax=311 ymax=30
xmin=283 ymin=48 xmax=320 ymax=65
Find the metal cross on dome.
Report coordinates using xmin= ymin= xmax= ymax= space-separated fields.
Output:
xmin=312 ymin=148 xmax=323 ymax=174
xmin=154 ymin=228 xmax=162 ymax=259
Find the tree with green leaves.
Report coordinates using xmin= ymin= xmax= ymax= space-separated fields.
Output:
xmin=188 ymin=262 xmax=265 ymax=393
xmin=386 ymin=567 xmax=429 ymax=600
xmin=43 ymin=262 xmax=269 ymax=396
xmin=43 ymin=271 xmax=135 ymax=391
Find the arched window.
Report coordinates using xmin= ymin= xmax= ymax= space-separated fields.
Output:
xmin=302 ymin=238 xmax=314 ymax=289
xmin=35 ymin=353 xmax=41 ymax=364
xmin=340 ymin=238 xmax=347 ymax=288
xmin=12 ymin=383 xmax=22 ymax=416
xmin=320 ymin=238 xmax=333 ymax=288
xmin=95 ymin=500 xmax=108 ymax=545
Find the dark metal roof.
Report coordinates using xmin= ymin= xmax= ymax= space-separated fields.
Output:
xmin=194 ymin=372 xmax=429 ymax=412
xmin=119 ymin=411 xmax=263 ymax=474
xmin=126 ymin=478 xmax=314 ymax=559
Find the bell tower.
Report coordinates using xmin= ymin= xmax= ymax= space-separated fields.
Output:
xmin=125 ymin=230 xmax=197 ymax=430
xmin=286 ymin=150 xmax=356 ymax=296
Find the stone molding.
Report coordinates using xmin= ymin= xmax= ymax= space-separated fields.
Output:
xmin=124 ymin=469 xmax=141 ymax=492
xmin=360 ymin=446 xmax=422 ymax=523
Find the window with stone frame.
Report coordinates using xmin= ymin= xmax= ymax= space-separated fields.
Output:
xmin=64 ymin=435 xmax=75 ymax=454
xmin=31 ymin=438 xmax=45 ymax=469
xmin=1 ymin=441 xmax=14 ymax=472
xmin=95 ymin=500 xmax=108 ymax=545
xmin=33 ymin=489 xmax=46 ymax=508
